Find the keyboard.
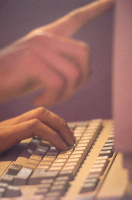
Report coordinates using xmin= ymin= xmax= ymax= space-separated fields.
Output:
xmin=0 ymin=119 xmax=121 ymax=200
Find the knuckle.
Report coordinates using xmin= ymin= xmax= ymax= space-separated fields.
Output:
xmin=29 ymin=30 xmax=52 ymax=46
xmin=52 ymin=131 xmax=58 ymax=139
xmin=59 ymin=118 xmax=68 ymax=130
xmin=54 ymin=116 xmax=67 ymax=132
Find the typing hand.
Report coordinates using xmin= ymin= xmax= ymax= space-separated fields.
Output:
xmin=0 ymin=107 xmax=75 ymax=154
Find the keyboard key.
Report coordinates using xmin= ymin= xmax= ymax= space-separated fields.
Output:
xmin=1 ymin=174 xmax=14 ymax=184
xmin=34 ymin=146 xmax=48 ymax=156
xmin=38 ymin=161 xmax=52 ymax=171
xmin=80 ymin=173 xmax=99 ymax=193
xmin=0 ymin=182 xmax=8 ymax=189
xmin=25 ymin=163 xmax=37 ymax=169
xmin=45 ymin=191 xmax=61 ymax=199
xmin=59 ymin=170 xmax=73 ymax=179
xmin=99 ymin=150 xmax=113 ymax=158
xmin=89 ymin=167 xmax=103 ymax=176
xmin=7 ymin=164 xmax=22 ymax=175
xmin=35 ymin=187 xmax=49 ymax=195
xmin=50 ymin=184 xmax=68 ymax=196
xmin=30 ymin=195 xmax=46 ymax=200
xmin=29 ymin=170 xmax=58 ymax=185
xmin=92 ymin=164 xmax=107 ymax=175
xmin=14 ymin=167 xmax=33 ymax=185
xmin=49 ymin=166 xmax=62 ymax=172
xmin=80 ymin=182 xmax=97 ymax=193
xmin=56 ymin=176 xmax=70 ymax=182
xmin=5 ymin=185 xmax=21 ymax=197
xmin=0 ymin=187 xmax=5 ymax=197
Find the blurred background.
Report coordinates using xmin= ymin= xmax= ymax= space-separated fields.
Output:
xmin=0 ymin=0 xmax=114 ymax=122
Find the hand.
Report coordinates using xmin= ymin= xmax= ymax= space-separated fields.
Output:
xmin=0 ymin=0 xmax=114 ymax=106
xmin=0 ymin=107 xmax=75 ymax=153
xmin=0 ymin=32 xmax=90 ymax=106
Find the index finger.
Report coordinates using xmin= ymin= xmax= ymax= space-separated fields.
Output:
xmin=41 ymin=0 xmax=115 ymax=37
xmin=14 ymin=107 xmax=76 ymax=146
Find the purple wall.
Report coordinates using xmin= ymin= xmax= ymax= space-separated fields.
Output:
xmin=0 ymin=0 xmax=114 ymax=122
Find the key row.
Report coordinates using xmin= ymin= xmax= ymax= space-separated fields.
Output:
xmin=80 ymin=132 xmax=115 ymax=193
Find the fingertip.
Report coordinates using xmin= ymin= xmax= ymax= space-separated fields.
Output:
xmin=56 ymin=142 xmax=69 ymax=152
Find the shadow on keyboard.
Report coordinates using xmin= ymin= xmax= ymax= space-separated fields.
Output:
xmin=0 ymin=119 xmax=129 ymax=200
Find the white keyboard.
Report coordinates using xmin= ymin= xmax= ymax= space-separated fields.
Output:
xmin=0 ymin=119 xmax=118 ymax=200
